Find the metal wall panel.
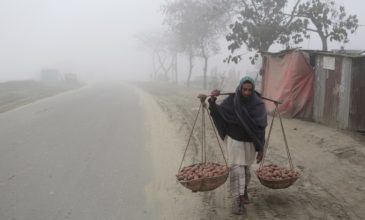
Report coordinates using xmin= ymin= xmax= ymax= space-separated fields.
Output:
xmin=338 ymin=58 xmax=352 ymax=129
xmin=313 ymin=56 xmax=326 ymax=123
xmin=350 ymin=58 xmax=365 ymax=131
xmin=322 ymin=56 xmax=342 ymax=127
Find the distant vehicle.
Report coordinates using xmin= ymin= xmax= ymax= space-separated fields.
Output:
xmin=64 ymin=73 xmax=78 ymax=83
xmin=40 ymin=69 xmax=62 ymax=81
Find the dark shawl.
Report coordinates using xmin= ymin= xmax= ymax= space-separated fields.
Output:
xmin=208 ymin=82 xmax=267 ymax=152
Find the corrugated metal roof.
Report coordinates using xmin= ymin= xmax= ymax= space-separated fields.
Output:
xmin=261 ymin=49 xmax=365 ymax=58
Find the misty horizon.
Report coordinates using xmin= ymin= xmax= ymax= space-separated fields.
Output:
xmin=0 ymin=0 xmax=364 ymax=83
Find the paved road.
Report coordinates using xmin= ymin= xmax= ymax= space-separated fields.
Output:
xmin=0 ymin=82 xmax=153 ymax=220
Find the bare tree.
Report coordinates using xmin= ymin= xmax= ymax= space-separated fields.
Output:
xmin=135 ymin=30 xmax=179 ymax=82
xmin=162 ymin=0 xmax=231 ymax=88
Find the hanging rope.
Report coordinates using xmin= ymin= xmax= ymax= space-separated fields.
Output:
xmin=178 ymin=102 xmax=202 ymax=172
xmin=206 ymin=108 xmax=228 ymax=167
xmin=178 ymin=95 xmax=228 ymax=172
xmin=259 ymin=103 xmax=295 ymax=170
xmin=277 ymin=107 xmax=294 ymax=170
xmin=259 ymin=105 xmax=277 ymax=170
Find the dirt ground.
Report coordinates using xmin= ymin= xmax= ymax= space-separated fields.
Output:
xmin=137 ymin=81 xmax=365 ymax=220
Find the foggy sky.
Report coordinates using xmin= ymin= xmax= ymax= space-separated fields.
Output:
xmin=0 ymin=0 xmax=364 ymax=82
xmin=0 ymin=0 xmax=164 ymax=81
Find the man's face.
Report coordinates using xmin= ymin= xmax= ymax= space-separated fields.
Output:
xmin=241 ymin=82 xmax=253 ymax=97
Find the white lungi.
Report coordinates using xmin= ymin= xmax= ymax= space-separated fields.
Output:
xmin=227 ymin=137 xmax=256 ymax=197
xmin=227 ymin=137 xmax=256 ymax=166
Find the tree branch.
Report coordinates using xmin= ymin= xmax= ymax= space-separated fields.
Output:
xmin=250 ymin=0 xmax=261 ymax=23
xmin=237 ymin=0 xmax=259 ymax=25
xmin=285 ymin=0 xmax=301 ymax=27
xmin=305 ymin=27 xmax=318 ymax=33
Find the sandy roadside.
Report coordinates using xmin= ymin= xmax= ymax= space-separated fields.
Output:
xmin=136 ymin=82 xmax=365 ymax=220
xmin=137 ymin=87 xmax=211 ymax=220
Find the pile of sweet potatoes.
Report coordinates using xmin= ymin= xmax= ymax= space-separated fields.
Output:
xmin=256 ymin=164 xmax=299 ymax=181
xmin=177 ymin=163 xmax=229 ymax=182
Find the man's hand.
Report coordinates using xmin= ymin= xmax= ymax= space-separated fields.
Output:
xmin=211 ymin=89 xmax=220 ymax=97
xmin=256 ymin=150 xmax=264 ymax=164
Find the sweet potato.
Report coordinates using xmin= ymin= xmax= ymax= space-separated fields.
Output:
xmin=177 ymin=163 xmax=229 ymax=182
xmin=256 ymin=164 xmax=299 ymax=181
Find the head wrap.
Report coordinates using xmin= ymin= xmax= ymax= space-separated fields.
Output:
xmin=239 ymin=76 xmax=255 ymax=90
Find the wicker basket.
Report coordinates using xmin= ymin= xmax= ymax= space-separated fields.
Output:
xmin=255 ymin=171 xmax=300 ymax=189
xmin=177 ymin=163 xmax=229 ymax=192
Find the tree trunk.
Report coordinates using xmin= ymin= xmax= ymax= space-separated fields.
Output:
xmin=203 ymin=55 xmax=208 ymax=89
xmin=187 ymin=52 xmax=194 ymax=88
xmin=152 ymin=52 xmax=157 ymax=80
xmin=260 ymin=44 xmax=270 ymax=53
xmin=174 ymin=52 xmax=178 ymax=84
xmin=320 ymin=34 xmax=328 ymax=51
xmin=157 ymin=54 xmax=168 ymax=81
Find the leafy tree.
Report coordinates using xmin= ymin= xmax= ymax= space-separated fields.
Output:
xmin=226 ymin=0 xmax=359 ymax=64
xmin=297 ymin=0 xmax=359 ymax=51
xmin=226 ymin=0 xmax=303 ymax=64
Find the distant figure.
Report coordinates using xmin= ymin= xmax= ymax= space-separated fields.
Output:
xmin=208 ymin=76 xmax=267 ymax=215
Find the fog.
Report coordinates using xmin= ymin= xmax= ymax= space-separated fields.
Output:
xmin=0 ymin=0 xmax=165 ymax=82
xmin=0 ymin=0 xmax=364 ymax=83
